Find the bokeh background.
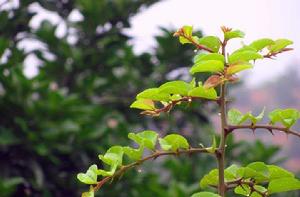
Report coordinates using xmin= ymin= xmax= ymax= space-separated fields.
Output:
xmin=0 ymin=0 xmax=299 ymax=196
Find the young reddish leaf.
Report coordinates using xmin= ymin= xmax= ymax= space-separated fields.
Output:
xmin=203 ymin=75 xmax=222 ymax=89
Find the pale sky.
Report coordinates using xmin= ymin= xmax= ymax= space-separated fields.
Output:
xmin=127 ymin=0 xmax=300 ymax=86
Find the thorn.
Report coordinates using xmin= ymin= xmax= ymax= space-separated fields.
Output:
xmin=252 ymin=129 xmax=255 ymax=135
xmin=267 ymin=128 xmax=274 ymax=135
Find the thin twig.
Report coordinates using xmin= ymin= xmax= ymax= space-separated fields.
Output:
xmin=263 ymin=48 xmax=293 ymax=59
xmin=226 ymin=179 xmax=268 ymax=196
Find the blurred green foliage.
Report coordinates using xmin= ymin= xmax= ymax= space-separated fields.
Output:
xmin=0 ymin=0 xmax=288 ymax=196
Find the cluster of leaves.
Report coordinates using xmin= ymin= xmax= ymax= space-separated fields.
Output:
xmin=200 ymin=162 xmax=300 ymax=196
xmin=228 ymin=108 xmax=300 ymax=129
xmin=269 ymin=109 xmax=300 ymax=128
xmin=77 ymin=130 xmax=194 ymax=196
xmin=228 ymin=108 xmax=265 ymax=125
xmin=130 ymin=26 xmax=294 ymax=118
xmin=130 ymin=79 xmax=217 ymax=116
xmin=78 ymin=25 xmax=300 ymax=197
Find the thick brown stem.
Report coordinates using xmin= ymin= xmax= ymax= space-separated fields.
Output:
xmin=217 ymin=83 xmax=227 ymax=196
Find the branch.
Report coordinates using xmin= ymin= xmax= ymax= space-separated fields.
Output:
xmin=263 ymin=48 xmax=293 ymax=59
xmin=141 ymin=96 xmax=219 ymax=116
xmin=226 ymin=178 xmax=268 ymax=196
xmin=93 ymin=147 xmax=210 ymax=192
xmin=228 ymin=124 xmax=300 ymax=138
xmin=186 ymin=36 xmax=214 ymax=53
xmin=173 ymin=28 xmax=214 ymax=53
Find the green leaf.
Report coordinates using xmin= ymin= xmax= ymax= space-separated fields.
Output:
xmin=190 ymin=78 xmax=196 ymax=88
xmin=128 ymin=130 xmax=158 ymax=150
xmin=159 ymin=80 xmax=192 ymax=96
xmin=200 ymin=165 xmax=239 ymax=189
xmin=97 ymin=146 xmax=124 ymax=176
xmin=228 ymin=109 xmax=249 ymax=125
xmin=224 ymin=30 xmax=245 ymax=40
xmin=248 ymin=107 xmax=265 ymax=125
xmin=188 ymin=85 xmax=217 ymax=100
xmin=268 ymin=39 xmax=293 ymax=53
xmin=226 ymin=63 xmax=253 ymax=75
xmin=99 ymin=146 xmax=123 ymax=166
xmin=268 ymin=177 xmax=300 ymax=194
xmin=228 ymin=51 xmax=262 ymax=64
xmin=233 ymin=46 xmax=257 ymax=54
xmin=228 ymin=108 xmax=264 ymax=125
xmin=268 ymin=108 xmax=300 ymax=128
xmin=247 ymin=162 xmax=269 ymax=178
xmin=178 ymin=26 xmax=194 ymax=44
xmin=191 ymin=192 xmax=220 ymax=197
xmin=179 ymin=36 xmax=190 ymax=44
xmin=268 ymin=109 xmax=281 ymax=123
xmin=190 ymin=60 xmax=224 ymax=74
xmin=170 ymin=94 xmax=182 ymax=101
xmin=198 ymin=36 xmax=221 ymax=53
xmin=77 ymin=164 xmax=98 ymax=184
xmin=200 ymin=169 xmax=219 ymax=188
xmin=234 ymin=184 xmax=266 ymax=197
xmin=249 ymin=38 xmax=275 ymax=51
xmin=136 ymin=88 xmax=170 ymax=101
xmin=237 ymin=167 xmax=266 ymax=183
xmin=237 ymin=162 xmax=269 ymax=183
xmin=225 ymin=164 xmax=240 ymax=178
xmin=183 ymin=25 xmax=193 ymax=36
xmin=82 ymin=186 xmax=94 ymax=197
xmin=268 ymin=165 xmax=294 ymax=180
xmin=194 ymin=53 xmax=225 ymax=63
xmin=130 ymin=99 xmax=156 ymax=110
xmin=159 ymin=134 xmax=189 ymax=151
xmin=123 ymin=146 xmax=144 ymax=160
